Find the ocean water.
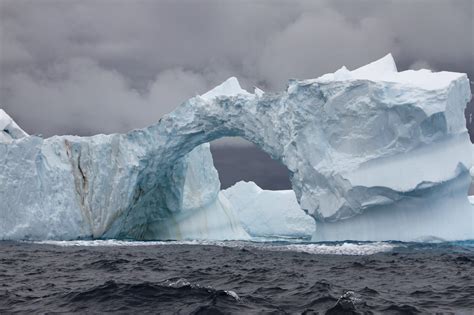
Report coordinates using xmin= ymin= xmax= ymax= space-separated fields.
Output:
xmin=0 ymin=240 xmax=473 ymax=314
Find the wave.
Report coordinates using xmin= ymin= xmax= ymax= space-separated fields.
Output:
xmin=61 ymin=279 xmax=240 ymax=313
xmin=1 ymin=240 xmax=473 ymax=313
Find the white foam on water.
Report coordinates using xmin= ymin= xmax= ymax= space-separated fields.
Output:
xmin=273 ymin=242 xmax=395 ymax=255
xmin=32 ymin=239 xmax=395 ymax=255
xmin=34 ymin=240 xmax=176 ymax=247
xmin=225 ymin=290 xmax=240 ymax=301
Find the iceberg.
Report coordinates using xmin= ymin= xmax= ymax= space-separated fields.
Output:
xmin=221 ymin=181 xmax=315 ymax=239
xmin=0 ymin=53 xmax=473 ymax=241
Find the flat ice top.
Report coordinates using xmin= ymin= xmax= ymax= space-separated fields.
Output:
xmin=305 ymin=53 xmax=466 ymax=90
xmin=196 ymin=54 xmax=467 ymax=101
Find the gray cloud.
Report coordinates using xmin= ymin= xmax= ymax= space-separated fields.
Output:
xmin=0 ymin=0 xmax=473 ymax=137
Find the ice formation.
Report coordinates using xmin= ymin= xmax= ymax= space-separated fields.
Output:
xmin=0 ymin=109 xmax=28 ymax=143
xmin=221 ymin=181 xmax=315 ymax=239
xmin=1 ymin=53 xmax=473 ymax=241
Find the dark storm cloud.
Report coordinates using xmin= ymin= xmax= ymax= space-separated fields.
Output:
xmin=0 ymin=0 xmax=472 ymax=137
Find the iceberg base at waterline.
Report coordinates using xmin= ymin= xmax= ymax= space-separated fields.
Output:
xmin=314 ymin=172 xmax=474 ymax=242
xmin=221 ymin=181 xmax=316 ymax=239
xmin=222 ymin=178 xmax=474 ymax=242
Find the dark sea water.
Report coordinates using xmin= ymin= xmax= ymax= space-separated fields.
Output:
xmin=0 ymin=240 xmax=473 ymax=314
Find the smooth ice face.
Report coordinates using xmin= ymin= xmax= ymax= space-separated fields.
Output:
xmin=0 ymin=54 xmax=473 ymax=241
xmin=221 ymin=181 xmax=315 ymax=239
xmin=200 ymin=77 xmax=252 ymax=100
xmin=315 ymin=171 xmax=474 ymax=242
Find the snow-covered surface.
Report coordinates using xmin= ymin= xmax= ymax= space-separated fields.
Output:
xmin=0 ymin=54 xmax=473 ymax=241
xmin=221 ymin=181 xmax=315 ymax=238
xmin=310 ymin=53 xmax=466 ymax=91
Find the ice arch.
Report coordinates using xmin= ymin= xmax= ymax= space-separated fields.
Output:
xmin=64 ymin=64 xmax=474 ymax=241
xmin=1 ymin=54 xmax=473 ymax=241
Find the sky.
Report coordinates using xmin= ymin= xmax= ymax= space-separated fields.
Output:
xmin=0 ymin=0 xmax=473 ymax=138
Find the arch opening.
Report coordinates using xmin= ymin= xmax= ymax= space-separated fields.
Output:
xmin=210 ymin=137 xmax=291 ymax=190
xmin=207 ymin=136 xmax=316 ymax=240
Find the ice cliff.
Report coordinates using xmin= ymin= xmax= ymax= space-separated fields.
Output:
xmin=1 ymin=54 xmax=473 ymax=241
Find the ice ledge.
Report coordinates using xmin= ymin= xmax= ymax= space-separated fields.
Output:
xmin=315 ymin=172 xmax=474 ymax=242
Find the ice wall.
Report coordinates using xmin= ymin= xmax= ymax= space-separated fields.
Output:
xmin=0 ymin=136 xmax=248 ymax=240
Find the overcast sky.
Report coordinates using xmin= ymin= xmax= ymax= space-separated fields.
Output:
xmin=0 ymin=0 xmax=473 ymax=138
